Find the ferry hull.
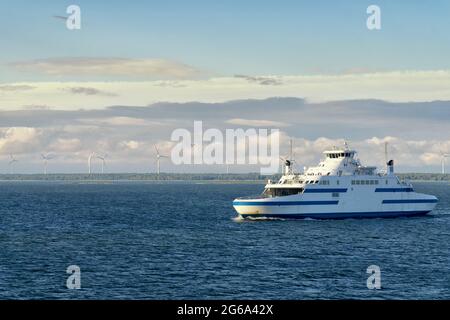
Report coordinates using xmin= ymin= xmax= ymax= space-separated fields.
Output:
xmin=233 ymin=193 xmax=438 ymax=220
xmin=238 ymin=210 xmax=431 ymax=220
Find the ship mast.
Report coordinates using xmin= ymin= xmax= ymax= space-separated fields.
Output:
xmin=384 ymin=141 xmax=388 ymax=173
xmin=289 ymin=139 xmax=293 ymax=163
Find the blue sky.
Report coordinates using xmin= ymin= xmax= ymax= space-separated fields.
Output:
xmin=2 ymin=0 xmax=450 ymax=81
xmin=1 ymin=1 xmax=450 ymax=173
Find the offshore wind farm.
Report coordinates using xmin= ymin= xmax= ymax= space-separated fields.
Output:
xmin=1 ymin=142 xmax=450 ymax=181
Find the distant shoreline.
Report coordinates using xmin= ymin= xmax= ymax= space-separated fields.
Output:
xmin=0 ymin=173 xmax=448 ymax=182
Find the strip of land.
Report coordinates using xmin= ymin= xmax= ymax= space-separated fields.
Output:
xmin=0 ymin=173 xmax=448 ymax=182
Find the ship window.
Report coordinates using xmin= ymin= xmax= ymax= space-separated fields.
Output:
xmin=332 ymin=192 xmax=339 ymax=197
xmin=351 ymin=180 xmax=355 ymax=185
xmin=375 ymin=180 xmax=379 ymax=185
xmin=366 ymin=180 xmax=370 ymax=185
xmin=356 ymin=180 xmax=360 ymax=185
xmin=264 ymin=188 xmax=304 ymax=197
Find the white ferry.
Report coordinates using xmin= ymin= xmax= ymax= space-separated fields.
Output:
xmin=233 ymin=146 xmax=438 ymax=219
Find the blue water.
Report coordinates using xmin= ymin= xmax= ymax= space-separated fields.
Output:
xmin=0 ymin=181 xmax=449 ymax=299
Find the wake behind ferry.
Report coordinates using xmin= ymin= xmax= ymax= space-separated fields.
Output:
xmin=233 ymin=145 xmax=438 ymax=219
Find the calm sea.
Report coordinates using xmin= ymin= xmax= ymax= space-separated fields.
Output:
xmin=0 ymin=181 xmax=449 ymax=299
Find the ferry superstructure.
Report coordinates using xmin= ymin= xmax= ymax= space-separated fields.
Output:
xmin=233 ymin=147 xmax=438 ymax=219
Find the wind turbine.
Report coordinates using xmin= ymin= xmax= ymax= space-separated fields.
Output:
xmin=440 ymin=151 xmax=449 ymax=174
xmin=41 ymin=153 xmax=54 ymax=175
xmin=96 ymin=154 xmax=107 ymax=174
xmin=88 ymin=152 xmax=96 ymax=174
xmin=154 ymin=145 xmax=168 ymax=175
xmin=8 ymin=154 xmax=18 ymax=174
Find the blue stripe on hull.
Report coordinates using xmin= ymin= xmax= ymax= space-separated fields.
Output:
xmin=303 ymin=188 xmax=347 ymax=193
xmin=240 ymin=210 xmax=431 ymax=220
xmin=382 ymin=199 xmax=437 ymax=204
xmin=375 ymin=188 xmax=413 ymax=192
xmin=233 ymin=200 xmax=339 ymax=206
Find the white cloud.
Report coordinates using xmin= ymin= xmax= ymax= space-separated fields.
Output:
xmin=49 ymin=138 xmax=82 ymax=152
xmin=420 ymin=152 xmax=441 ymax=165
xmin=0 ymin=84 xmax=35 ymax=91
xmin=3 ymin=70 xmax=450 ymax=110
xmin=11 ymin=57 xmax=200 ymax=79
xmin=0 ymin=124 xmax=448 ymax=173
xmin=121 ymin=140 xmax=140 ymax=150
xmin=0 ymin=95 xmax=448 ymax=172
xmin=0 ymin=127 xmax=43 ymax=154
xmin=63 ymin=86 xmax=117 ymax=97
xmin=80 ymin=117 xmax=157 ymax=127
xmin=226 ymin=118 xmax=289 ymax=127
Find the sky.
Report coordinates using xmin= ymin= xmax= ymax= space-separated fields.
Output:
xmin=1 ymin=1 xmax=450 ymax=173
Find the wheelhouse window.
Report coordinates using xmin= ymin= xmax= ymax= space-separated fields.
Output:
xmin=263 ymin=188 xmax=304 ymax=197
xmin=327 ymin=152 xmax=354 ymax=159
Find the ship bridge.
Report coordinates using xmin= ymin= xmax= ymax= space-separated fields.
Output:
xmin=303 ymin=149 xmax=367 ymax=177
xmin=323 ymin=149 xmax=356 ymax=159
